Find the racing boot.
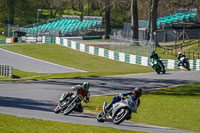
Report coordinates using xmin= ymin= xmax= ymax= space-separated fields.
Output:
xmin=104 ymin=104 xmax=112 ymax=113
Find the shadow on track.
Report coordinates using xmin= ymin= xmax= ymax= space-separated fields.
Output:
xmin=11 ymin=77 xmax=194 ymax=92
xmin=67 ymin=112 xmax=96 ymax=119
xmin=0 ymin=96 xmax=55 ymax=112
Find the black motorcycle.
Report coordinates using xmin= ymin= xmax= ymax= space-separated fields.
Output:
xmin=150 ymin=58 xmax=165 ymax=74
xmin=54 ymin=93 xmax=84 ymax=115
xmin=178 ymin=56 xmax=190 ymax=71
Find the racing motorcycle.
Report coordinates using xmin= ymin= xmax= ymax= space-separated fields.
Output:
xmin=150 ymin=58 xmax=165 ymax=74
xmin=179 ymin=56 xmax=190 ymax=71
xmin=96 ymin=96 xmax=138 ymax=125
xmin=54 ymin=93 xmax=84 ymax=115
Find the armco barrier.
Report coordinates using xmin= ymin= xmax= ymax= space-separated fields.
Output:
xmin=83 ymin=36 xmax=102 ymax=40
xmin=18 ymin=37 xmax=22 ymax=42
xmin=0 ymin=65 xmax=13 ymax=77
xmin=0 ymin=38 xmax=13 ymax=44
xmin=0 ymin=39 xmax=6 ymax=43
xmin=43 ymin=36 xmax=200 ymax=70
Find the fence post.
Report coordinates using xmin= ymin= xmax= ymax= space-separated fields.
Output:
xmin=163 ymin=48 xmax=165 ymax=54
xmin=175 ymin=48 xmax=177 ymax=56
xmin=188 ymin=51 xmax=190 ymax=59
xmin=193 ymin=52 xmax=194 ymax=59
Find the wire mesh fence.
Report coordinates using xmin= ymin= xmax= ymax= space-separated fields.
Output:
xmin=110 ymin=35 xmax=155 ymax=57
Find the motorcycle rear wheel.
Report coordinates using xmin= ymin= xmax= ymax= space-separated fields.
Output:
xmin=113 ymin=109 xmax=129 ymax=125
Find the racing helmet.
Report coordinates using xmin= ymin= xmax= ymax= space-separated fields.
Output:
xmin=152 ymin=50 xmax=156 ymax=54
xmin=133 ymin=87 xmax=142 ymax=98
xmin=178 ymin=51 xmax=182 ymax=55
xmin=82 ymin=82 xmax=90 ymax=91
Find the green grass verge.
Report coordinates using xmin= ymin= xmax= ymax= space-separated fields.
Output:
xmin=156 ymin=47 xmax=177 ymax=60
xmin=0 ymin=44 xmax=153 ymax=80
xmin=0 ymin=75 xmax=11 ymax=80
xmin=83 ymin=82 xmax=200 ymax=132
xmin=0 ymin=114 xmax=144 ymax=133
xmin=185 ymin=43 xmax=200 ymax=52
xmin=157 ymin=40 xmax=200 ymax=59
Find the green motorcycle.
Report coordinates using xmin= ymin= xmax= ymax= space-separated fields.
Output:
xmin=150 ymin=58 xmax=165 ymax=74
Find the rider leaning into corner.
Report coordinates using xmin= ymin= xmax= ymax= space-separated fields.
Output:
xmin=177 ymin=51 xmax=186 ymax=63
xmin=62 ymin=82 xmax=90 ymax=113
xmin=177 ymin=51 xmax=190 ymax=71
xmin=150 ymin=50 xmax=165 ymax=69
xmin=105 ymin=87 xmax=142 ymax=119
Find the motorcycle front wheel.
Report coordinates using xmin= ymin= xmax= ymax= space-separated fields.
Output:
xmin=96 ymin=111 xmax=105 ymax=123
xmin=113 ymin=109 xmax=130 ymax=125
xmin=154 ymin=67 xmax=160 ymax=74
xmin=54 ymin=106 xmax=61 ymax=114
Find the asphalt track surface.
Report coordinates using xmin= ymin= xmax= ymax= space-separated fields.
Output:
xmin=0 ymin=48 xmax=85 ymax=73
xmin=1 ymin=71 xmax=200 ymax=133
xmin=0 ymin=49 xmax=199 ymax=133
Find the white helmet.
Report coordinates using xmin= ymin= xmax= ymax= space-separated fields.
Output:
xmin=178 ymin=52 xmax=182 ymax=55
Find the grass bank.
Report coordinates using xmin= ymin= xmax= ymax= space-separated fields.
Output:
xmin=0 ymin=44 xmax=153 ymax=80
xmin=157 ymin=40 xmax=200 ymax=60
xmin=0 ymin=114 xmax=144 ymax=133
xmin=83 ymin=82 xmax=200 ymax=132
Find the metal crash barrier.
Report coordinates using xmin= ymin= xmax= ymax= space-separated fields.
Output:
xmin=0 ymin=65 xmax=13 ymax=77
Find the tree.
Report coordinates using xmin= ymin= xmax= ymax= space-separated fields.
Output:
xmin=0 ymin=0 xmax=15 ymax=24
xmin=104 ymin=0 xmax=111 ymax=39
xmin=131 ymin=0 xmax=139 ymax=40
xmin=45 ymin=0 xmax=67 ymax=18
xmin=7 ymin=0 xmax=15 ymax=24
xmin=149 ymin=0 xmax=159 ymax=46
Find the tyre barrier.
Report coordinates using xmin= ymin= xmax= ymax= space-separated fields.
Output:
xmin=0 ymin=65 xmax=13 ymax=77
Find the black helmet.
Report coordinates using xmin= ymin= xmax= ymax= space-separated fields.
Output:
xmin=134 ymin=87 xmax=142 ymax=98
xmin=82 ymin=82 xmax=90 ymax=91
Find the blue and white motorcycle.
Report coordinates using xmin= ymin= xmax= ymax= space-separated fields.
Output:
xmin=96 ymin=96 xmax=138 ymax=125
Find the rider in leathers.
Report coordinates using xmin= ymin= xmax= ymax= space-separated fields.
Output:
xmin=105 ymin=88 xmax=142 ymax=119
xmin=61 ymin=82 xmax=90 ymax=112
xmin=150 ymin=50 xmax=165 ymax=70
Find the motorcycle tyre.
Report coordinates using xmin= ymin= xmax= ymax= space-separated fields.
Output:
xmin=186 ymin=63 xmax=190 ymax=71
xmin=96 ymin=111 xmax=105 ymax=123
xmin=113 ymin=109 xmax=129 ymax=125
xmin=153 ymin=67 xmax=160 ymax=74
xmin=162 ymin=69 xmax=166 ymax=74
xmin=63 ymin=101 xmax=77 ymax=115
xmin=156 ymin=69 xmax=160 ymax=74
xmin=54 ymin=106 xmax=61 ymax=114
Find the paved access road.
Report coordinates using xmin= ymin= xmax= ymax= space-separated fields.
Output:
xmin=0 ymin=71 xmax=199 ymax=133
xmin=0 ymin=48 xmax=85 ymax=73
